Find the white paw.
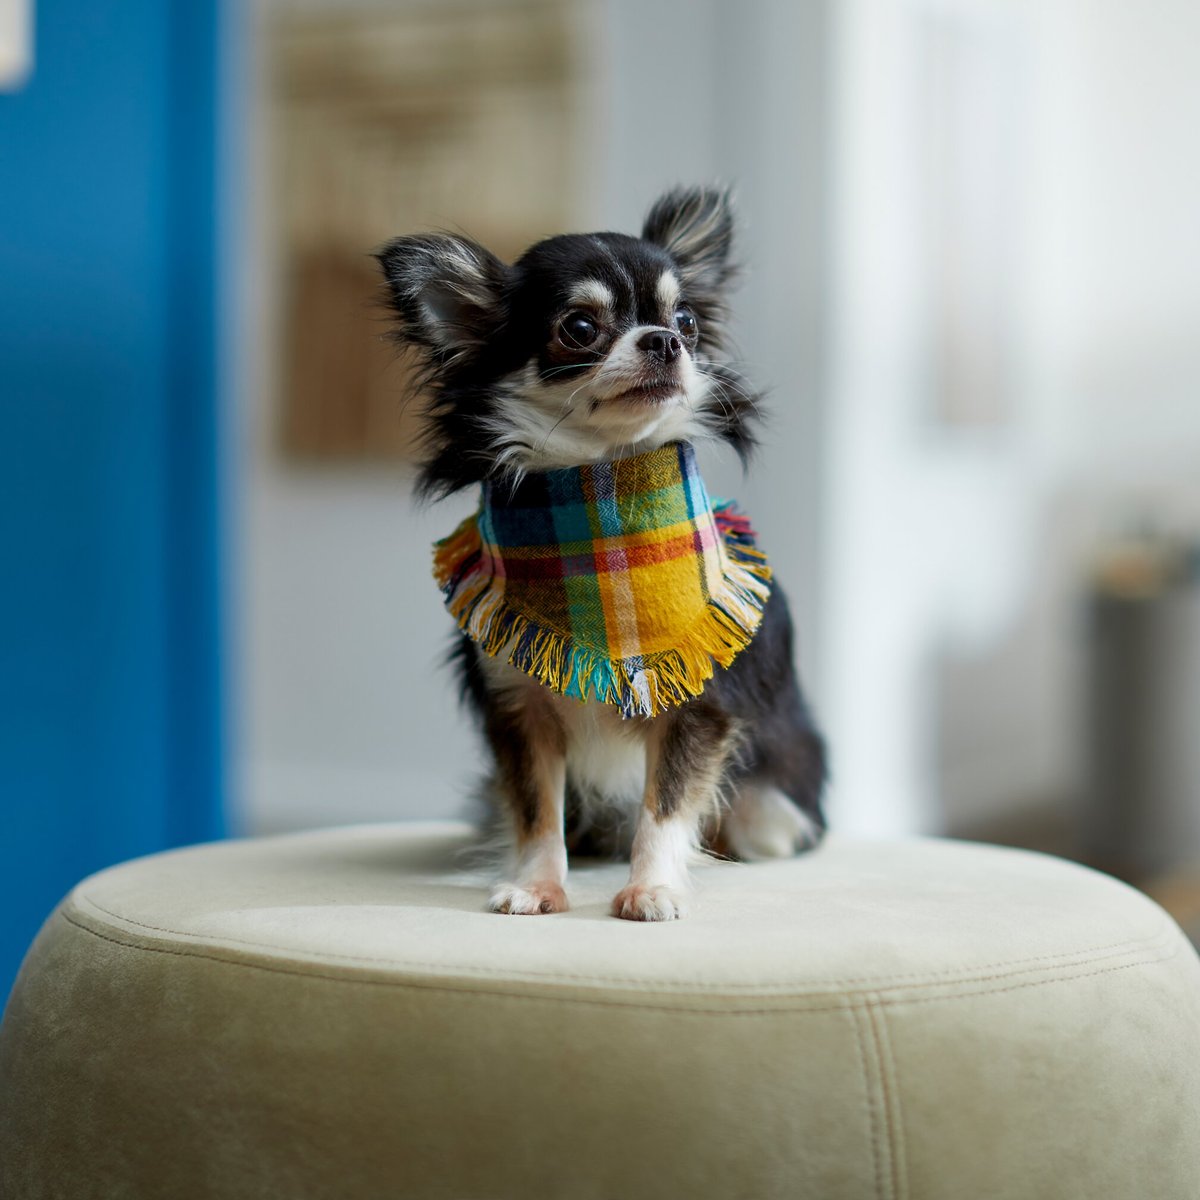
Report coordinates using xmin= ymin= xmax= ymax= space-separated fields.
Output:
xmin=489 ymin=881 xmax=569 ymax=915
xmin=611 ymin=884 xmax=689 ymax=922
xmin=724 ymin=786 xmax=822 ymax=861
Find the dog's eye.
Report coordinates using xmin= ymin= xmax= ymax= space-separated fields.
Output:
xmin=557 ymin=312 xmax=600 ymax=349
xmin=673 ymin=306 xmax=699 ymax=341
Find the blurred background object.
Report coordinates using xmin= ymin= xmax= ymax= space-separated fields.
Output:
xmin=0 ymin=0 xmax=33 ymax=90
xmin=1086 ymin=535 xmax=1200 ymax=880
xmin=3 ymin=0 xmax=1199 ymax=999
xmin=272 ymin=3 xmax=578 ymax=460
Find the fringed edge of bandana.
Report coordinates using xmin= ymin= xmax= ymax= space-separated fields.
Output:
xmin=432 ymin=501 xmax=771 ymax=719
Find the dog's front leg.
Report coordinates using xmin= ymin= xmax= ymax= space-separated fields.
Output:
xmin=612 ymin=700 xmax=737 ymax=921
xmin=485 ymin=690 xmax=569 ymax=915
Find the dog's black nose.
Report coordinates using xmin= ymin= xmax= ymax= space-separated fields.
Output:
xmin=638 ymin=329 xmax=682 ymax=364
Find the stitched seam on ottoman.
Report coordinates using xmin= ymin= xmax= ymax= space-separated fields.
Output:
xmin=854 ymin=1004 xmax=889 ymax=1200
xmin=870 ymin=999 xmax=908 ymax=1200
xmin=63 ymin=901 xmax=1182 ymax=999
xmin=876 ymin=941 xmax=1187 ymax=1009
xmin=70 ymin=892 xmax=1174 ymax=993
xmin=56 ymin=910 xmax=1186 ymax=1016
xmin=58 ymin=908 xmax=858 ymax=1015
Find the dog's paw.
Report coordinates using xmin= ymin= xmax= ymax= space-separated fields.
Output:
xmin=488 ymin=881 xmax=569 ymax=915
xmin=611 ymin=884 xmax=688 ymax=922
xmin=724 ymin=787 xmax=822 ymax=861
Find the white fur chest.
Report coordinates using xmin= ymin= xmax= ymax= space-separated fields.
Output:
xmin=478 ymin=654 xmax=647 ymax=808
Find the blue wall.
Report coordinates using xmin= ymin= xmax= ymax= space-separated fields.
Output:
xmin=0 ymin=1 xmax=226 ymax=1002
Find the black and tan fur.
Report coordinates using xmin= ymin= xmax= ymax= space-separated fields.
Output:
xmin=378 ymin=186 xmax=827 ymax=920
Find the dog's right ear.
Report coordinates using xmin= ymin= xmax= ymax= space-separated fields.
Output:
xmin=375 ymin=233 xmax=508 ymax=362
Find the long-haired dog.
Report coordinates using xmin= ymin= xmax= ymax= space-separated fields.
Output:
xmin=377 ymin=186 xmax=826 ymax=920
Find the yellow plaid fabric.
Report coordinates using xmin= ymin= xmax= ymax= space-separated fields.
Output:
xmin=433 ymin=442 xmax=771 ymax=717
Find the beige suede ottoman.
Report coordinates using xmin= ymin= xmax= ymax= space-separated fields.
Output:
xmin=2 ymin=822 xmax=1198 ymax=1199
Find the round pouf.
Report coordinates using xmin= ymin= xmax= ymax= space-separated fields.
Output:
xmin=2 ymin=824 xmax=1198 ymax=1200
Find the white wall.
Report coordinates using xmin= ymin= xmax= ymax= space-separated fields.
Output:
xmin=1026 ymin=0 xmax=1200 ymax=489
xmin=824 ymin=0 xmax=1200 ymax=836
xmin=950 ymin=0 xmax=1200 ymax=828
xmin=822 ymin=0 xmax=1038 ymax=834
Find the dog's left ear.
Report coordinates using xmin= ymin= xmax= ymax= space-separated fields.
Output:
xmin=642 ymin=186 xmax=735 ymax=296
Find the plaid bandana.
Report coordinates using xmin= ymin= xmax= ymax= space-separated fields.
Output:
xmin=433 ymin=441 xmax=771 ymax=718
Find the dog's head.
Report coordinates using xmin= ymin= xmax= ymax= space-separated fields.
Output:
xmin=377 ymin=186 xmax=759 ymax=498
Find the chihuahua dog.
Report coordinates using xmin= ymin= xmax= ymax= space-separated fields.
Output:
xmin=377 ymin=186 xmax=826 ymax=921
